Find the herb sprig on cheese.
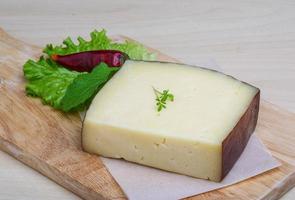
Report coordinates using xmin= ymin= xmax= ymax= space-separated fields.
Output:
xmin=153 ymin=87 xmax=174 ymax=112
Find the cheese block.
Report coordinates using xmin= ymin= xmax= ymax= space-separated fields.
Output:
xmin=82 ymin=60 xmax=260 ymax=182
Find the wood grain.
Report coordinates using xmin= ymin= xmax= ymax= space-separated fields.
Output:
xmin=0 ymin=27 xmax=294 ymax=200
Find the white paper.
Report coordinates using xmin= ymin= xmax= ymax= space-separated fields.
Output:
xmin=81 ymin=59 xmax=280 ymax=200
xmin=102 ymin=134 xmax=280 ymax=200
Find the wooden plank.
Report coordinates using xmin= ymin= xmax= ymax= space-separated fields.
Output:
xmin=0 ymin=27 xmax=294 ymax=200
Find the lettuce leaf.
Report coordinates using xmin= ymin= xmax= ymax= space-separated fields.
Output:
xmin=24 ymin=57 xmax=80 ymax=109
xmin=44 ymin=29 xmax=156 ymax=60
xmin=24 ymin=58 xmax=117 ymax=112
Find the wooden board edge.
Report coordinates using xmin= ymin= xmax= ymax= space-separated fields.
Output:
xmin=261 ymin=171 xmax=295 ymax=200
xmin=0 ymin=137 xmax=108 ymax=200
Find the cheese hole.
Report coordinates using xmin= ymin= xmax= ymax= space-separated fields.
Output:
xmin=188 ymin=150 xmax=193 ymax=154
xmin=133 ymin=145 xmax=140 ymax=153
xmin=154 ymin=143 xmax=160 ymax=148
xmin=161 ymin=138 xmax=166 ymax=144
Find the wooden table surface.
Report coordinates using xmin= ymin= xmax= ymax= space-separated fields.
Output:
xmin=0 ymin=0 xmax=294 ymax=199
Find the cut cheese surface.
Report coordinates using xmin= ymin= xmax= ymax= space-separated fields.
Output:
xmin=82 ymin=60 xmax=259 ymax=181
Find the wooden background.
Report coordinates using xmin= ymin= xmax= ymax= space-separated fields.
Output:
xmin=0 ymin=0 xmax=294 ymax=199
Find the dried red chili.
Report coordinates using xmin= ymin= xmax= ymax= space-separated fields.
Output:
xmin=51 ymin=50 xmax=128 ymax=72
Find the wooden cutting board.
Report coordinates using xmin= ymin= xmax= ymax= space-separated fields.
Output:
xmin=0 ymin=27 xmax=294 ymax=200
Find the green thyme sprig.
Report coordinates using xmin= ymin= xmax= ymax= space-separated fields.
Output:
xmin=153 ymin=87 xmax=174 ymax=112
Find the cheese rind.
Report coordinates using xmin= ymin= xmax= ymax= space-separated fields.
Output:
xmin=82 ymin=60 xmax=259 ymax=182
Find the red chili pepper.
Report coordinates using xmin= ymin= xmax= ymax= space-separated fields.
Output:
xmin=51 ymin=50 xmax=128 ymax=72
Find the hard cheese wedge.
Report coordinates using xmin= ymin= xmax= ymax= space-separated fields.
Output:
xmin=82 ymin=60 xmax=260 ymax=182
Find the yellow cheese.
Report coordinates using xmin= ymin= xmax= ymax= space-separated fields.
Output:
xmin=82 ymin=60 xmax=259 ymax=181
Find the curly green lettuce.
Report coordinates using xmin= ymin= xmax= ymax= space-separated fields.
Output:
xmin=23 ymin=57 xmax=80 ymax=109
xmin=44 ymin=29 xmax=156 ymax=60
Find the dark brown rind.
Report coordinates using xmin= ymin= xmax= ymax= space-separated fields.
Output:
xmin=221 ymin=90 xmax=260 ymax=180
